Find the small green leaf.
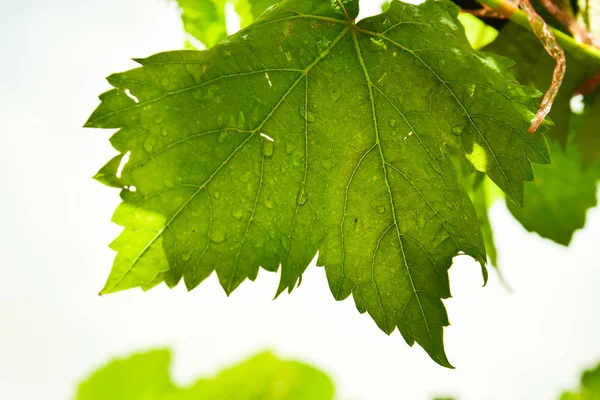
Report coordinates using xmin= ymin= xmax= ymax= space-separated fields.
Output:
xmin=75 ymin=349 xmax=334 ymax=400
xmin=87 ymin=0 xmax=550 ymax=366
xmin=457 ymin=14 xmax=498 ymax=50
xmin=174 ymin=0 xmax=228 ymax=48
xmin=508 ymin=140 xmax=600 ymax=245
xmin=236 ymin=0 xmax=281 ymax=27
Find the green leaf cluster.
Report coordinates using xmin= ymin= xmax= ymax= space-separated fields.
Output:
xmin=485 ymin=22 xmax=600 ymax=245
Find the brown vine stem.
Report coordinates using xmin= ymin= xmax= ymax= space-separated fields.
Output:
xmin=462 ymin=5 xmax=509 ymax=18
xmin=519 ymin=0 xmax=566 ymax=132
xmin=477 ymin=0 xmax=600 ymax=61
xmin=475 ymin=0 xmax=600 ymax=132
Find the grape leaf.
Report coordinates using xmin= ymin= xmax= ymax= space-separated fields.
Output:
xmin=508 ymin=140 xmax=600 ymax=245
xmin=86 ymin=0 xmax=550 ymax=366
xmin=76 ymin=349 xmax=334 ymax=400
xmin=561 ymin=362 xmax=600 ymax=400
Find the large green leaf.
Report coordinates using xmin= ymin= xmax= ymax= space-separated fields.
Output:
xmin=87 ymin=0 xmax=550 ymax=366
xmin=75 ymin=349 xmax=334 ymax=400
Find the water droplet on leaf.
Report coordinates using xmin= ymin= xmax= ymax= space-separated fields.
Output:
xmin=210 ymin=229 xmax=226 ymax=243
xmin=263 ymin=140 xmax=274 ymax=157
xmin=237 ymin=110 xmax=246 ymax=127
xmin=265 ymin=196 xmax=274 ymax=209
xmin=143 ymin=136 xmax=156 ymax=152
xmin=297 ymin=190 xmax=308 ymax=206
xmin=285 ymin=142 xmax=295 ymax=155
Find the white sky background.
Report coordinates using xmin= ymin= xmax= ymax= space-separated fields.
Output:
xmin=1 ymin=0 xmax=600 ymax=399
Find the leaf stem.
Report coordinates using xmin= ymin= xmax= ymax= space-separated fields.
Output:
xmin=477 ymin=0 xmax=600 ymax=62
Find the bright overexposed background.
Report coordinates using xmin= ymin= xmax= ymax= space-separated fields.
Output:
xmin=1 ymin=0 xmax=600 ymax=399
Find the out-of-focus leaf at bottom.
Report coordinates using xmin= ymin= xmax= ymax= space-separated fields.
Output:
xmin=75 ymin=349 xmax=334 ymax=400
xmin=560 ymin=362 xmax=600 ymax=400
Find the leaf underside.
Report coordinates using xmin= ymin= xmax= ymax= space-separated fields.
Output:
xmin=87 ymin=0 xmax=550 ymax=366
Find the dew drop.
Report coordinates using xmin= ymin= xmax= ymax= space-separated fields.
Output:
xmin=377 ymin=205 xmax=385 ymax=214
xmin=330 ymin=91 xmax=342 ymax=102
xmin=233 ymin=209 xmax=243 ymax=219
xmin=218 ymin=131 xmax=228 ymax=144
xmin=209 ymin=229 xmax=227 ymax=243
xmin=389 ymin=119 xmax=396 ymax=128
xmin=153 ymin=115 xmax=164 ymax=124
xmin=265 ymin=196 xmax=274 ymax=209
xmin=160 ymin=127 xmax=168 ymax=136
xmin=393 ymin=65 xmax=401 ymax=73
xmin=181 ymin=251 xmax=192 ymax=261
xmin=213 ymin=191 xmax=220 ymax=199
xmin=285 ymin=141 xmax=295 ymax=155
xmin=321 ymin=159 xmax=332 ymax=170
xmin=306 ymin=110 xmax=316 ymax=123
xmin=143 ymin=136 xmax=156 ymax=152
xmin=451 ymin=125 xmax=463 ymax=135
xmin=263 ymin=139 xmax=274 ymax=157
xmin=297 ymin=190 xmax=308 ymax=206
xmin=237 ymin=110 xmax=246 ymax=127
